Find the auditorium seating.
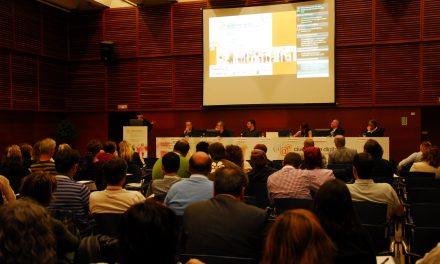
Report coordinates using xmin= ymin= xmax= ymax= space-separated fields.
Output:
xmin=93 ymin=213 xmax=123 ymax=238
xmin=327 ymin=163 xmax=354 ymax=183
xmin=244 ymin=182 xmax=270 ymax=209
xmin=273 ymin=198 xmax=313 ymax=215
xmin=179 ymin=254 xmax=258 ymax=264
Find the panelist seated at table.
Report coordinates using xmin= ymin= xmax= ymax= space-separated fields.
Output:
xmin=362 ymin=119 xmax=384 ymax=137
xmin=215 ymin=121 xmax=232 ymax=137
xmin=292 ymin=122 xmax=313 ymax=138
xmin=241 ymin=119 xmax=262 ymax=137
xmin=329 ymin=119 xmax=345 ymax=137
xmin=181 ymin=121 xmax=204 ymax=137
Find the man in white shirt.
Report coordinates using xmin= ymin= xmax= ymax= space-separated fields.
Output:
xmin=90 ymin=158 xmax=145 ymax=214
xmin=347 ymin=153 xmax=403 ymax=219
xmin=398 ymin=141 xmax=432 ymax=171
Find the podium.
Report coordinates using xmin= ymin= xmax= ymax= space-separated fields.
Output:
xmin=123 ymin=126 xmax=148 ymax=158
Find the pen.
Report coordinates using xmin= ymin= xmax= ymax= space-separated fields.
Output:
xmin=380 ymin=257 xmax=389 ymax=264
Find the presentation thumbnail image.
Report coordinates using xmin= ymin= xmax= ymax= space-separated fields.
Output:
xmin=209 ymin=11 xmax=297 ymax=78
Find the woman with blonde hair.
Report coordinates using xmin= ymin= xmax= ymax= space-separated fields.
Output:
xmin=262 ymin=209 xmax=334 ymax=264
xmin=0 ymin=145 xmax=30 ymax=193
xmin=119 ymin=140 xmax=142 ymax=184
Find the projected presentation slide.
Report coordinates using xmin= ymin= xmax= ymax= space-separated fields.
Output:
xmin=203 ymin=0 xmax=335 ymax=106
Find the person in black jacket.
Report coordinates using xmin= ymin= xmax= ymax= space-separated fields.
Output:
xmin=330 ymin=119 xmax=345 ymax=137
xmin=363 ymin=119 xmax=385 ymax=137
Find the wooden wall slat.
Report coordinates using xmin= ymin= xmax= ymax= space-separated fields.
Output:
xmin=375 ymin=0 xmax=420 ymax=42
xmin=173 ymin=2 xmax=204 ymax=54
xmin=104 ymin=8 xmax=137 ymax=59
xmin=138 ymin=5 xmax=172 ymax=56
xmin=67 ymin=62 xmax=106 ymax=111
xmin=107 ymin=60 xmax=138 ymax=111
xmin=174 ymin=55 xmax=203 ymax=108
xmin=336 ymin=0 xmax=372 ymax=44
xmin=0 ymin=51 xmax=10 ymax=109
xmin=336 ymin=47 xmax=373 ymax=105
xmin=375 ymin=44 xmax=420 ymax=104
xmin=138 ymin=57 xmax=173 ymax=109
xmin=40 ymin=59 xmax=66 ymax=111
xmin=14 ymin=0 xmax=41 ymax=55
xmin=0 ymin=0 xmax=13 ymax=49
xmin=42 ymin=7 xmax=68 ymax=59
xmin=69 ymin=13 xmax=103 ymax=60
xmin=11 ymin=54 xmax=38 ymax=110
xmin=424 ymin=0 xmax=440 ymax=39
xmin=423 ymin=43 xmax=440 ymax=103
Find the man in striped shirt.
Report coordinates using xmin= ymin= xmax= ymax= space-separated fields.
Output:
xmin=30 ymin=138 xmax=57 ymax=175
xmin=48 ymin=149 xmax=90 ymax=234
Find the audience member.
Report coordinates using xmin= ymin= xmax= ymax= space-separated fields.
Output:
xmin=261 ymin=209 xmax=334 ymax=264
xmin=242 ymin=119 xmax=262 ymax=137
xmin=96 ymin=141 xmax=118 ymax=162
xmin=152 ymin=140 xmax=190 ymax=180
xmin=293 ymin=122 xmax=313 ymax=137
xmin=19 ymin=143 xmax=33 ymax=168
xmin=20 ymin=171 xmax=80 ymax=261
xmin=347 ymin=153 xmax=403 ymax=218
xmin=303 ymin=147 xmax=335 ymax=187
xmin=215 ymin=120 xmax=232 ymax=137
xmin=30 ymin=137 xmax=57 ymax=174
xmin=90 ymin=158 xmax=145 ymax=214
xmin=267 ymin=152 xmax=318 ymax=203
xmin=119 ymin=140 xmax=142 ymax=183
xmin=301 ymin=138 xmax=327 ymax=167
xmin=209 ymin=142 xmax=236 ymax=173
xmin=225 ymin=144 xmax=252 ymax=172
xmin=77 ymin=139 xmax=105 ymax=189
xmin=398 ymin=141 xmax=432 ymax=171
xmin=0 ymin=199 xmax=56 ymax=264
xmin=0 ymin=175 xmax=16 ymax=204
xmin=183 ymin=166 xmax=267 ymax=259
xmin=254 ymin=143 xmax=275 ymax=168
xmin=416 ymin=243 xmax=440 ymax=264
xmin=57 ymin=143 xmax=72 ymax=152
xmin=136 ymin=111 xmax=154 ymax=132
xmin=195 ymin=141 xmax=209 ymax=154
xmin=329 ymin=119 xmax=345 ymax=137
xmin=363 ymin=119 xmax=384 ymax=137
xmin=147 ymin=152 xmax=181 ymax=198
xmin=328 ymin=135 xmax=357 ymax=164
xmin=31 ymin=141 xmax=41 ymax=164
xmin=48 ymin=149 xmax=91 ymax=233
xmin=410 ymin=146 xmax=440 ymax=178
xmin=119 ymin=199 xmax=178 ymax=264
xmin=247 ymin=149 xmax=276 ymax=183
xmin=182 ymin=121 xmax=194 ymax=137
xmin=0 ymin=145 xmax=30 ymax=193
xmin=313 ymin=179 xmax=376 ymax=264
xmin=165 ymin=152 xmax=213 ymax=216
xmin=364 ymin=139 xmax=394 ymax=179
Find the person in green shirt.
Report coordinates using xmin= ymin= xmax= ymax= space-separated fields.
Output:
xmin=152 ymin=140 xmax=191 ymax=180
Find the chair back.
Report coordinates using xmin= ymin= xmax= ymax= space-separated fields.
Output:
xmin=410 ymin=203 xmax=440 ymax=227
xmin=244 ymin=182 xmax=269 ymax=209
xmin=179 ymin=254 xmax=258 ymax=264
xmin=352 ymin=201 xmax=388 ymax=225
xmin=274 ymin=198 xmax=313 ymax=215
xmin=93 ymin=213 xmax=123 ymax=238
xmin=327 ymin=163 xmax=354 ymax=183
xmin=407 ymin=188 xmax=440 ymax=204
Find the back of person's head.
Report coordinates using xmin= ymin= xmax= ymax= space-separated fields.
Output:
xmin=119 ymin=199 xmax=178 ymax=264
xmin=2 ymin=145 xmax=23 ymax=166
xmin=213 ymin=166 xmax=248 ymax=197
xmin=254 ymin=144 xmax=268 ymax=153
xmin=363 ymin=139 xmax=383 ymax=159
xmin=225 ymin=145 xmax=244 ymax=168
xmin=313 ymin=179 xmax=360 ymax=234
xmin=54 ymin=149 xmax=80 ymax=174
xmin=301 ymin=122 xmax=310 ymax=132
xmin=353 ymin=153 xmax=374 ymax=179
xmin=250 ymin=149 xmax=268 ymax=168
xmin=20 ymin=171 xmax=57 ymax=206
xmin=57 ymin=143 xmax=72 ymax=153
xmin=195 ymin=141 xmax=210 ymax=154
xmin=421 ymin=141 xmax=432 ymax=159
xmin=39 ymin=138 xmax=56 ymax=156
xmin=19 ymin=143 xmax=33 ymax=161
xmin=262 ymin=209 xmax=334 ymax=264
xmin=119 ymin=140 xmax=133 ymax=162
xmin=103 ymin=141 xmax=117 ymax=154
xmin=162 ymin=152 xmax=180 ymax=174
xmin=427 ymin=146 xmax=440 ymax=168
xmin=189 ymin=152 xmax=212 ymax=175
xmin=32 ymin=141 xmax=41 ymax=161
xmin=0 ymin=199 xmax=56 ymax=264
xmin=334 ymin=135 xmax=346 ymax=148
xmin=303 ymin=147 xmax=323 ymax=169
xmin=86 ymin=139 xmax=102 ymax=156
xmin=368 ymin=119 xmax=378 ymax=128
xmin=283 ymin=152 xmax=302 ymax=168
xmin=303 ymin=138 xmax=315 ymax=148
xmin=173 ymin=140 xmax=190 ymax=157
xmin=103 ymin=158 xmax=128 ymax=186
xmin=208 ymin=142 xmax=226 ymax=161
